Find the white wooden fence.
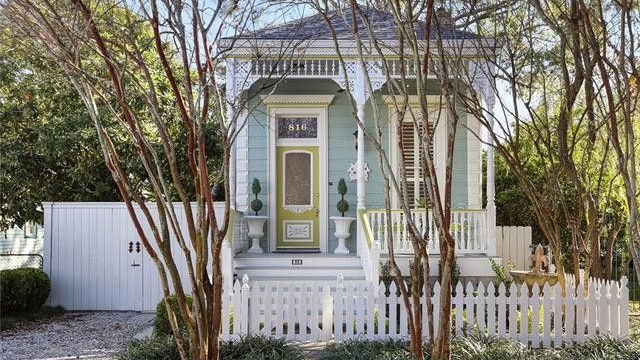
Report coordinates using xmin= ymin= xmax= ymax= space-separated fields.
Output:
xmin=496 ymin=226 xmax=532 ymax=271
xmin=221 ymin=276 xmax=629 ymax=347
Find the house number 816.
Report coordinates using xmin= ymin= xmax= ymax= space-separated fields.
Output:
xmin=292 ymin=259 xmax=303 ymax=265
xmin=288 ymin=124 xmax=307 ymax=131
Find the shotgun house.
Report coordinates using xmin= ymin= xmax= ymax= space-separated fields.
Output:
xmin=220 ymin=8 xmax=500 ymax=284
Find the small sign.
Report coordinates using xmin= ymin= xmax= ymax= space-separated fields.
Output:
xmin=291 ymin=259 xmax=303 ymax=266
xmin=278 ymin=117 xmax=317 ymax=138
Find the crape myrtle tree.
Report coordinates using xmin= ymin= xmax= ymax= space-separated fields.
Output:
xmin=2 ymin=0 xmax=297 ymax=359
xmin=454 ymin=0 xmax=639 ymax=288
xmin=307 ymin=1 xmax=497 ymax=358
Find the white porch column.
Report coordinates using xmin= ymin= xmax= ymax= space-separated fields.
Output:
xmin=356 ymin=103 xmax=366 ymax=210
xmin=228 ymin=109 xmax=236 ymax=209
xmin=485 ymin=101 xmax=497 ymax=256
xmin=225 ymin=58 xmax=237 ymax=209
xmin=470 ymin=60 xmax=498 ymax=257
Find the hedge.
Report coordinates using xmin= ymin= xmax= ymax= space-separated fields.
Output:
xmin=0 ymin=268 xmax=51 ymax=315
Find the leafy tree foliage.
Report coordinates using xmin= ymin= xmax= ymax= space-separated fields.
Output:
xmin=0 ymin=39 xmax=120 ymax=229
xmin=0 ymin=33 xmax=223 ymax=230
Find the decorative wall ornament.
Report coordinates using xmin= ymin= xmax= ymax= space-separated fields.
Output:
xmin=283 ymin=205 xmax=314 ymax=214
xmin=347 ymin=162 xmax=371 ymax=182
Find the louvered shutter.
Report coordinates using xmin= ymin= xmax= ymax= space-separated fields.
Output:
xmin=400 ymin=120 xmax=433 ymax=207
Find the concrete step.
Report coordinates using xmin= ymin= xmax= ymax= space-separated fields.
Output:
xmin=234 ymin=253 xmax=361 ymax=268
xmin=235 ymin=265 xmax=364 ymax=278
xmin=233 ymin=253 xmax=365 ymax=282
xmin=241 ymin=275 xmax=367 ymax=283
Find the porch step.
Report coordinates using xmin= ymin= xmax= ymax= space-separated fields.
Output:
xmin=240 ymin=275 xmax=366 ymax=283
xmin=233 ymin=253 xmax=366 ymax=282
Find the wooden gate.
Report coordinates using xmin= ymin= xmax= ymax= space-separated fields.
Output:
xmin=43 ymin=202 xmax=199 ymax=311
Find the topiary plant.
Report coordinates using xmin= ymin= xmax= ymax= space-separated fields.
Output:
xmin=336 ymin=178 xmax=349 ymax=217
xmin=250 ymin=178 xmax=263 ymax=216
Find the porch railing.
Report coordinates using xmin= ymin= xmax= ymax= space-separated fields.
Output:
xmin=357 ymin=210 xmax=380 ymax=282
xmin=365 ymin=209 xmax=487 ymax=254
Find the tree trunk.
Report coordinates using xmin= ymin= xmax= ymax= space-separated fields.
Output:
xmin=431 ymin=241 xmax=454 ymax=360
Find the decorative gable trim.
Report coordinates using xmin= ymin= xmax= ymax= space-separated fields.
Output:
xmin=260 ymin=95 xmax=336 ymax=106
xmin=382 ymin=95 xmax=443 ymax=105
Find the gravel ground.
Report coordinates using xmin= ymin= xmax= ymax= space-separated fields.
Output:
xmin=0 ymin=312 xmax=154 ymax=360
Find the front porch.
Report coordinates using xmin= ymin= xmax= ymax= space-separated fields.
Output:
xmin=224 ymin=56 xmax=498 ymax=282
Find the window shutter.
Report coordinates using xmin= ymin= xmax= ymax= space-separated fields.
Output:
xmin=400 ymin=120 xmax=433 ymax=207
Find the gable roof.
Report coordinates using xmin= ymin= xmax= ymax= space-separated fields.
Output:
xmin=242 ymin=7 xmax=480 ymax=41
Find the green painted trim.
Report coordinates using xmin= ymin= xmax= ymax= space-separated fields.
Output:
xmin=358 ymin=210 xmax=374 ymax=248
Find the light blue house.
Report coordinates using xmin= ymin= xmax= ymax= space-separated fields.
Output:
xmin=220 ymin=8 xmax=499 ymax=282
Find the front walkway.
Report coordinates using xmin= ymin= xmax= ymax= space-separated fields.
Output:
xmin=0 ymin=312 xmax=153 ymax=359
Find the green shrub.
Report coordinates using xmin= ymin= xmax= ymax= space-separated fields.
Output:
xmin=550 ymin=336 xmax=640 ymax=360
xmin=451 ymin=334 xmax=531 ymax=360
xmin=0 ymin=268 xmax=51 ymax=314
xmin=154 ymin=294 xmax=193 ymax=336
xmin=319 ymin=338 xmax=427 ymax=360
xmin=118 ymin=334 xmax=303 ymax=360
xmin=490 ymin=258 xmax=514 ymax=292
xmin=117 ymin=335 xmax=179 ymax=360
xmin=221 ymin=334 xmax=305 ymax=360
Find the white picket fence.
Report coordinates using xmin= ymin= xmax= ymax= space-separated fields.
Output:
xmin=220 ymin=276 xmax=629 ymax=347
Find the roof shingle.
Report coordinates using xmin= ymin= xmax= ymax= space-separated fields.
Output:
xmin=242 ymin=7 xmax=479 ymax=41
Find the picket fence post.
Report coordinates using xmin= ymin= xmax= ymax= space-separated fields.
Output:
xmin=232 ymin=279 xmax=242 ymax=338
xmin=240 ymin=275 xmax=250 ymax=335
xmin=464 ymin=282 xmax=475 ymax=335
xmin=497 ymin=283 xmax=507 ymax=336
xmin=334 ymin=275 xmax=345 ymax=342
xmin=620 ymin=276 xmax=629 ymax=337
xmin=476 ymin=282 xmax=486 ymax=334
xmin=388 ymin=282 xmax=398 ymax=338
xmin=508 ymin=283 xmax=518 ymax=339
xmin=376 ymin=281 xmax=386 ymax=338
xmin=518 ymin=283 xmax=528 ymax=345
xmin=487 ymin=282 xmax=496 ymax=336
xmin=530 ymin=283 xmax=540 ymax=347
xmin=587 ymin=281 xmax=597 ymax=339
xmin=322 ymin=283 xmax=333 ymax=342
xmin=453 ymin=283 xmax=463 ymax=336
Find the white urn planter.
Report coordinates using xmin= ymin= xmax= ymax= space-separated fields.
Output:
xmin=330 ymin=216 xmax=355 ymax=254
xmin=244 ymin=215 xmax=267 ymax=254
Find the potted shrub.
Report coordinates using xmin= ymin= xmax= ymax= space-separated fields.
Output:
xmin=330 ymin=178 xmax=355 ymax=254
xmin=244 ymin=178 xmax=267 ymax=253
